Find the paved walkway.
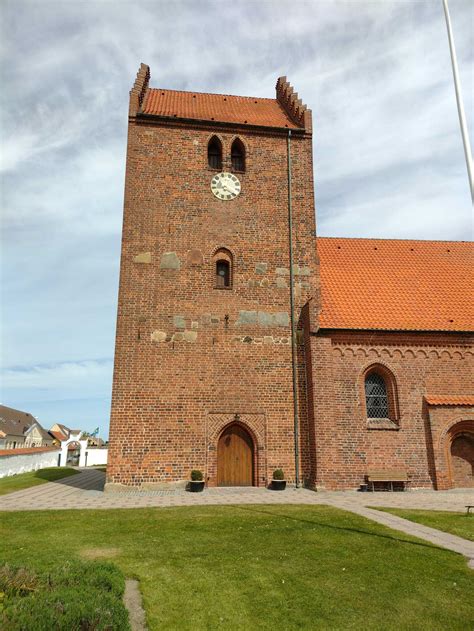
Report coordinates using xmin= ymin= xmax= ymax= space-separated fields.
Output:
xmin=1 ymin=469 xmax=473 ymax=560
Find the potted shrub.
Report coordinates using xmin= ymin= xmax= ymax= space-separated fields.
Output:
xmin=271 ymin=469 xmax=286 ymax=491
xmin=189 ymin=470 xmax=205 ymax=492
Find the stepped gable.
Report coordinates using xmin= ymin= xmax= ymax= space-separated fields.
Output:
xmin=275 ymin=76 xmax=312 ymax=132
xmin=129 ymin=63 xmax=151 ymax=117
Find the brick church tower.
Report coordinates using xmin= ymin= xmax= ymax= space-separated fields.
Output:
xmin=106 ymin=64 xmax=319 ymax=489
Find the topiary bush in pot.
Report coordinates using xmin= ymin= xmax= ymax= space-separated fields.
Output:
xmin=189 ymin=470 xmax=205 ymax=492
xmin=271 ymin=469 xmax=286 ymax=490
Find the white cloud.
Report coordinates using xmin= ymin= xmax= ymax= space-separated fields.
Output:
xmin=1 ymin=360 xmax=113 ymax=397
xmin=1 ymin=0 xmax=472 ymax=431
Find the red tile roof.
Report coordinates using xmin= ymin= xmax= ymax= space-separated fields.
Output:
xmin=141 ymin=89 xmax=300 ymax=129
xmin=317 ymin=238 xmax=473 ymax=331
xmin=424 ymin=396 xmax=474 ymax=406
xmin=49 ymin=430 xmax=67 ymax=442
xmin=0 ymin=446 xmax=59 ymax=457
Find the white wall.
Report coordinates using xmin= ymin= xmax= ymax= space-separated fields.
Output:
xmin=84 ymin=448 xmax=108 ymax=466
xmin=0 ymin=449 xmax=61 ymax=478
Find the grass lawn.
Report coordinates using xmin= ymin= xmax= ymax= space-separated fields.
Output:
xmin=375 ymin=508 xmax=474 ymax=542
xmin=0 ymin=467 xmax=78 ymax=496
xmin=1 ymin=505 xmax=473 ymax=630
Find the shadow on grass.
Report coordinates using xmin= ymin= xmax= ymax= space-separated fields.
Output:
xmin=234 ymin=505 xmax=454 ymax=556
xmin=33 ymin=469 xmax=72 ymax=482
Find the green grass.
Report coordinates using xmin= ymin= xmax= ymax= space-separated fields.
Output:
xmin=1 ymin=505 xmax=473 ymax=630
xmin=375 ymin=508 xmax=474 ymax=542
xmin=0 ymin=467 xmax=78 ymax=496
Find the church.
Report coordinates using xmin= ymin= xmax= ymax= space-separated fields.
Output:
xmin=106 ymin=64 xmax=473 ymax=492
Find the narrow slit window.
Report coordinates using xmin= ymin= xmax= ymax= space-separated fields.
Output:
xmin=231 ymin=139 xmax=245 ymax=172
xmin=365 ymin=373 xmax=389 ymax=418
xmin=216 ymin=260 xmax=230 ymax=288
xmin=208 ymin=137 xmax=222 ymax=170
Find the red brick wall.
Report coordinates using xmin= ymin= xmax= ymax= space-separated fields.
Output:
xmin=307 ymin=329 xmax=474 ymax=490
xmin=426 ymin=411 xmax=474 ymax=489
xmin=107 ymin=111 xmax=318 ymax=488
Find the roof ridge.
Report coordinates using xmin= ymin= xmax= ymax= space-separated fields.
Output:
xmin=317 ymin=236 xmax=472 ymax=244
xmin=148 ymin=87 xmax=277 ymax=102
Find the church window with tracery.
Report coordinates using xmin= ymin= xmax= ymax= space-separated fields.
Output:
xmin=365 ymin=372 xmax=389 ymax=418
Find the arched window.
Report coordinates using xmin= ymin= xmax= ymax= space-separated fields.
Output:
xmin=365 ymin=372 xmax=389 ymax=418
xmin=213 ymin=248 xmax=233 ymax=289
xmin=216 ymin=260 xmax=230 ymax=287
xmin=231 ymin=139 xmax=245 ymax=172
xmin=208 ymin=136 xmax=222 ymax=170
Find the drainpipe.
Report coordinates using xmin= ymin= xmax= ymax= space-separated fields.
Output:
xmin=287 ymin=129 xmax=300 ymax=488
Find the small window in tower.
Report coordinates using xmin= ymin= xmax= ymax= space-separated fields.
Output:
xmin=208 ymin=136 xmax=222 ymax=170
xmin=231 ymin=139 xmax=245 ymax=172
xmin=216 ymin=260 xmax=230 ymax=288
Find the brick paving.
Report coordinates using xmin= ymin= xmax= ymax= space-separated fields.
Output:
xmin=1 ymin=469 xmax=473 ymax=561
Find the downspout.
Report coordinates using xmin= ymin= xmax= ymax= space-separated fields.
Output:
xmin=287 ymin=129 xmax=300 ymax=488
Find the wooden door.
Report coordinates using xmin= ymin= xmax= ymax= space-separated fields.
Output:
xmin=450 ymin=433 xmax=474 ymax=488
xmin=217 ymin=424 xmax=254 ymax=486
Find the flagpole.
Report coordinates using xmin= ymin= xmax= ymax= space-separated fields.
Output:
xmin=442 ymin=0 xmax=474 ymax=204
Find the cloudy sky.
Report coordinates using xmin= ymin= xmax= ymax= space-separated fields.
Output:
xmin=1 ymin=0 xmax=472 ymax=437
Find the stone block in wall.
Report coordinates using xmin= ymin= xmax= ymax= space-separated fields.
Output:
xmin=276 ymin=267 xmax=289 ymax=276
xmin=173 ymin=315 xmax=186 ymax=329
xmin=151 ymin=330 xmax=167 ymax=342
xmin=160 ymin=252 xmax=181 ymax=270
xmin=236 ymin=310 xmax=258 ymax=325
xmin=276 ymin=277 xmax=288 ymax=288
xmin=255 ymin=262 xmax=268 ymax=274
xmin=275 ymin=312 xmax=290 ymax=327
xmin=183 ymin=330 xmax=197 ymax=342
xmin=258 ymin=312 xmax=274 ymax=326
xmin=133 ymin=252 xmax=151 ymax=264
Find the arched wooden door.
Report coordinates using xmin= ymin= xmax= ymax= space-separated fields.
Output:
xmin=450 ymin=432 xmax=474 ymax=488
xmin=217 ymin=424 xmax=254 ymax=486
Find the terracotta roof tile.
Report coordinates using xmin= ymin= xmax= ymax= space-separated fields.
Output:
xmin=0 ymin=446 xmax=59 ymax=457
xmin=49 ymin=430 xmax=67 ymax=442
xmin=424 ymin=395 xmax=474 ymax=406
xmin=141 ymin=88 xmax=300 ymax=129
xmin=317 ymin=237 xmax=473 ymax=331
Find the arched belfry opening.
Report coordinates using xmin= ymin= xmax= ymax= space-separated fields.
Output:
xmin=217 ymin=424 xmax=254 ymax=486
xmin=231 ymin=138 xmax=245 ymax=172
xmin=208 ymin=136 xmax=222 ymax=170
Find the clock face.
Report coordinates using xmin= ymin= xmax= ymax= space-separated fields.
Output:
xmin=211 ymin=172 xmax=241 ymax=200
